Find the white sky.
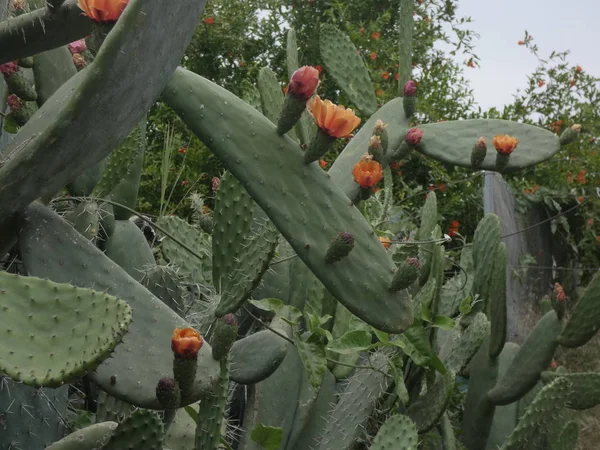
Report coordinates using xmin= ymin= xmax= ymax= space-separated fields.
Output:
xmin=454 ymin=0 xmax=600 ymax=110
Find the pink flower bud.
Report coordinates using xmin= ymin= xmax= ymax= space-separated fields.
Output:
xmin=287 ymin=66 xmax=320 ymax=101
xmin=0 ymin=61 xmax=19 ymax=77
xmin=403 ymin=80 xmax=417 ymax=97
xmin=6 ymin=94 xmax=21 ymax=112
xmin=212 ymin=176 xmax=221 ymax=192
xmin=405 ymin=128 xmax=424 ymax=146
xmin=68 ymin=39 xmax=87 ymax=55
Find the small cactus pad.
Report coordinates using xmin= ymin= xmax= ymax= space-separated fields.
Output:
xmin=230 ymin=329 xmax=288 ymax=385
xmin=45 ymin=422 xmax=118 ymax=450
xmin=440 ymin=312 xmax=490 ymax=374
xmin=541 ymin=371 xmax=600 ymax=410
xmin=489 ymin=242 xmax=507 ymax=358
xmin=471 ymin=213 xmax=501 ymax=313
xmin=0 ymin=271 xmax=132 ymax=387
xmin=165 ymin=407 xmax=196 ymax=450
xmin=500 ymin=377 xmax=571 ymax=450
xmin=416 ymin=119 xmax=560 ymax=171
xmin=407 ymin=371 xmax=456 ymax=433
xmin=558 ymin=269 xmax=600 ymax=348
xmin=104 ymin=220 xmax=156 ymax=283
xmin=370 ymin=414 xmax=418 ymax=450
xmin=103 ymin=409 xmax=165 ymax=450
xmin=163 ymin=68 xmax=413 ymax=334
xmin=18 ymin=203 xmax=220 ymax=409
xmin=319 ymin=24 xmax=377 ymax=115
xmin=487 ymin=310 xmax=561 ymax=406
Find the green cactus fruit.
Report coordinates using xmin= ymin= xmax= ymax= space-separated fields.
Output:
xmin=18 ymin=203 xmax=220 ymax=409
xmin=373 ymin=119 xmax=389 ymax=153
xmin=319 ymin=24 xmax=378 ymax=115
xmin=471 ymin=136 xmax=488 ymax=169
xmin=486 ymin=343 xmax=521 ymax=450
xmin=156 ymin=377 xmax=181 ymax=410
xmin=325 ymin=231 xmax=355 ymax=263
xmin=212 ymin=314 xmax=239 ymax=361
xmin=172 ymin=327 xmax=203 ymax=398
xmin=104 ymin=220 xmax=156 ymax=283
xmin=103 ymin=409 xmax=165 ymax=450
xmin=197 ymin=212 xmax=213 ymax=234
xmin=487 ymin=310 xmax=561 ymax=406
xmin=559 ymin=124 xmax=581 ymax=146
xmin=18 ymin=56 xmax=34 ymax=68
xmin=540 ymin=371 xmax=600 ymax=410
xmin=44 ymin=422 xmax=118 ymax=450
xmin=4 ymin=69 xmax=38 ymax=101
xmin=0 ymin=271 xmax=132 ymax=387
xmin=368 ymin=134 xmax=385 ymax=163
xmin=370 ymin=414 xmax=418 ymax=450
xmin=390 ymin=257 xmax=421 ymax=291
xmin=500 ymin=377 xmax=571 ymax=450
xmin=402 ymin=80 xmax=417 ymax=117
xmin=417 ymin=119 xmax=560 ymax=171
xmin=277 ymin=93 xmax=309 ymax=136
xmin=6 ymin=93 xmax=38 ymax=125
xmin=163 ymin=68 xmax=413 ymax=334
xmin=461 ymin=340 xmax=498 ymax=450
xmin=304 ymin=128 xmax=337 ymax=164
xmin=230 ymin=329 xmax=288 ymax=384
xmin=32 ymin=46 xmax=76 ymax=106
xmin=558 ymin=269 xmax=600 ymax=348
xmin=489 ymin=242 xmax=507 ymax=358
xmin=407 ymin=370 xmax=456 ymax=433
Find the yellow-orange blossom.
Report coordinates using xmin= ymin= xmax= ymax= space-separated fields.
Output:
xmin=352 ymin=155 xmax=383 ymax=188
xmin=493 ymin=135 xmax=519 ymax=155
xmin=77 ymin=0 xmax=129 ymax=22
xmin=307 ymin=96 xmax=361 ymax=138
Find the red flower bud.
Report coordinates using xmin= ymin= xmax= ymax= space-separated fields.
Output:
xmin=68 ymin=39 xmax=87 ymax=55
xmin=0 ymin=61 xmax=19 ymax=77
xmin=405 ymin=128 xmax=424 ymax=146
xmin=403 ymin=80 xmax=417 ymax=97
xmin=287 ymin=66 xmax=320 ymax=101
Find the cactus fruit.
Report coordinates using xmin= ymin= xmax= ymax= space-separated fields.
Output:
xmin=172 ymin=327 xmax=203 ymax=397
xmin=390 ymin=257 xmax=421 ymax=291
xmin=403 ymin=80 xmax=417 ymax=117
xmin=277 ymin=66 xmax=320 ymax=135
xmin=471 ymin=136 xmax=488 ymax=169
xmin=559 ymin=124 xmax=581 ymax=145
xmin=212 ymin=314 xmax=238 ymax=361
xmin=156 ymin=376 xmax=181 ymax=410
xmin=324 ymin=231 xmax=355 ymax=263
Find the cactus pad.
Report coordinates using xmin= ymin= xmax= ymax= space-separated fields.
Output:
xmin=541 ymin=371 xmax=600 ymax=410
xmin=370 ymin=414 xmax=418 ymax=450
xmin=45 ymin=422 xmax=118 ymax=450
xmin=407 ymin=370 xmax=456 ymax=433
xmin=103 ymin=409 xmax=165 ymax=450
xmin=0 ymin=271 xmax=132 ymax=387
xmin=230 ymin=329 xmax=288 ymax=384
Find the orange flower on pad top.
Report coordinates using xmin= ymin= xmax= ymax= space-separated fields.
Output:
xmin=379 ymin=236 xmax=391 ymax=249
xmin=493 ymin=135 xmax=519 ymax=155
xmin=171 ymin=328 xmax=203 ymax=359
xmin=77 ymin=0 xmax=129 ymax=23
xmin=352 ymin=154 xmax=383 ymax=188
xmin=307 ymin=96 xmax=361 ymax=138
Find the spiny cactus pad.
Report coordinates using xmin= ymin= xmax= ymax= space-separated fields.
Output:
xmin=0 ymin=271 xmax=132 ymax=387
xmin=18 ymin=203 xmax=220 ymax=409
xmin=558 ymin=269 xmax=600 ymax=348
xmin=230 ymin=329 xmax=288 ymax=385
xmin=103 ymin=409 xmax=165 ymax=450
xmin=0 ymin=0 xmax=207 ymax=233
xmin=417 ymin=119 xmax=560 ymax=171
xmin=489 ymin=242 xmax=507 ymax=358
xmin=541 ymin=371 xmax=600 ymax=410
xmin=472 ymin=213 xmax=501 ymax=313
xmin=163 ymin=68 xmax=413 ymax=334
xmin=407 ymin=370 xmax=456 ymax=433
xmin=32 ymin=46 xmax=77 ymax=106
xmin=45 ymin=422 xmax=118 ymax=450
xmin=104 ymin=220 xmax=156 ymax=283
xmin=158 ymin=215 xmax=212 ymax=285
xmin=440 ymin=312 xmax=490 ymax=374
xmin=370 ymin=414 xmax=418 ymax=450
xmin=487 ymin=310 xmax=561 ymax=406
xmin=319 ymin=24 xmax=378 ymax=115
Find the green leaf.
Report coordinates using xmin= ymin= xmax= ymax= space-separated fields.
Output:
xmin=294 ymin=332 xmax=327 ymax=389
xmin=420 ymin=305 xmax=432 ymax=322
xmin=327 ymin=330 xmax=372 ymax=355
xmin=373 ymin=328 xmax=390 ymax=342
xmin=390 ymin=363 xmax=409 ymax=406
xmin=3 ymin=114 xmax=17 ymax=134
xmin=250 ymin=424 xmax=284 ymax=450
xmin=459 ymin=295 xmax=473 ymax=315
xmin=184 ymin=405 xmax=198 ymax=423
xmin=432 ymin=316 xmax=456 ymax=330
xmin=249 ymin=298 xmax=302 ymax=325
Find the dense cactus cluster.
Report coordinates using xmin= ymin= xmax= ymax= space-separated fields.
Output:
xmin=0 ymin=0 xmax=595 ymax=449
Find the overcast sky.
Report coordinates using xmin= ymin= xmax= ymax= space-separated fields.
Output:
xmin=453 ymin=0 xmax=600 ymax=111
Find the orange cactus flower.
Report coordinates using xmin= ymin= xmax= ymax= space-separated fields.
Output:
xmin=375 ymin=88 xmax=384 ymax=97
xmin=538 ymin=80 xmax=545 ymax=87
xmin=381 ymin=71 xmax=390 ymax=80
xmin=319 ymin=159 xmax=328 ymax=168
xmin=370 ymin=52 xmax=377 ymax=60
xmin=518 ymin=40 xmax=525 ymax=45
xmin=379 ymin=236 xmax=391 ymax=249
xmin=77 ymin=0 xmax=129 ymax=23
xmin=171 ymin=328 xmax=203 ymax=359
xmin=493 ymin=135 xmax=519 ymax=155
xmin=307 ymin=95 xmax=361 ymax=138
xmin=352 ymin=155 xmax=383 ymax=188
xmin=204 ymin=16 xmax=215 ymax=25
xmin=371 ymin=32 xmax=380 ymax=40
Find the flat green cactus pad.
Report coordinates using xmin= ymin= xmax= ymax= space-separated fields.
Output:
xmin=370 ymin=414 xmax=418 ymax=450
xmin=230 ymin=329 xmax=288 ymax=385
xmin=45 ymin=422 xmax=118 ymax=450
xmin=541 ymin=371 xmax=600 ymax=410
xmin=163 ymin=68 xmax=413 ymax=334
xmin=103 ymin=409 xmax=164 ymax=450
xmin=0 ymin=271 xmax=132 ymax=387
xmin=559 ymin=269 xmax=600 ymax=348
xmin=18 ymin=203 xmax=220 ymax=409
xmin=417 ymin=119 xmax=560 ymax=171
